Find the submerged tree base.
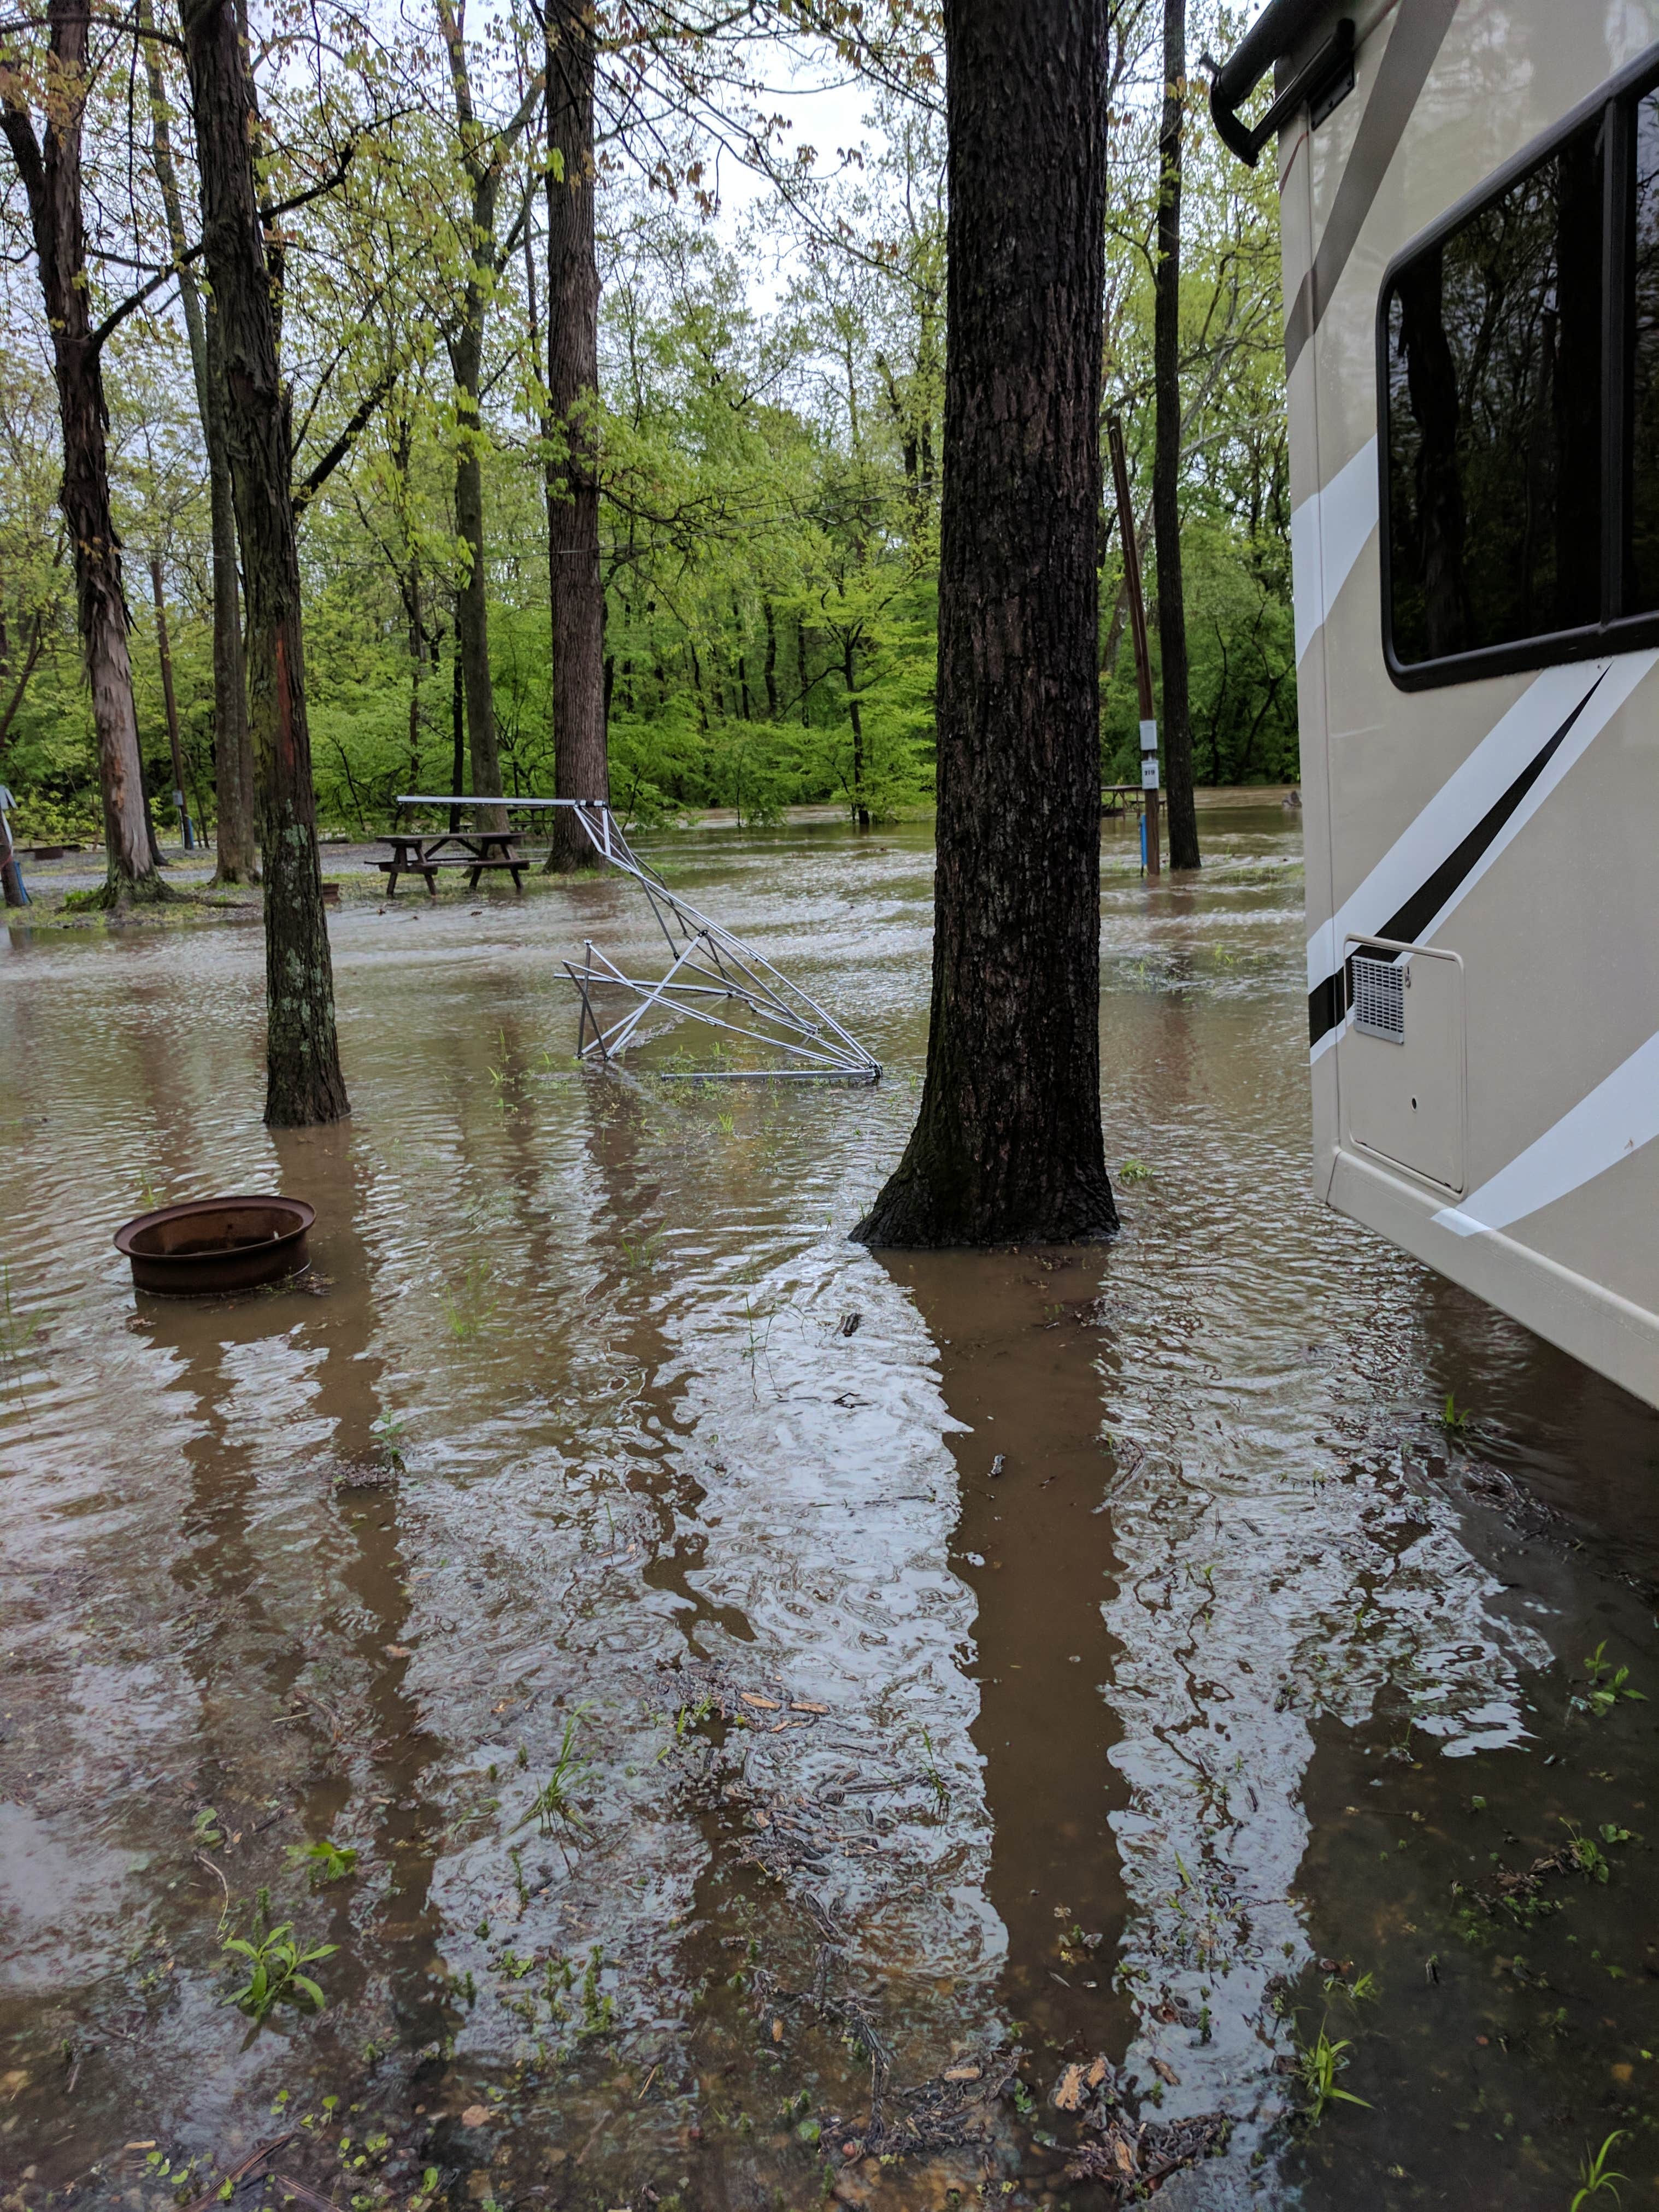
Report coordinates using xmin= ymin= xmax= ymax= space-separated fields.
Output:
xmin=852 ymin=1154 xmax=1119 ymax=1250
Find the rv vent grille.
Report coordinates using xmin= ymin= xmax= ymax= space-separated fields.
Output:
xmin=1352 ymin=954 xmax=1405 ymax=1043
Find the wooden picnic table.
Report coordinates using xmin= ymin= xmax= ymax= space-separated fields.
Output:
xmin=374 ymin=827 xmax=526 ymax=896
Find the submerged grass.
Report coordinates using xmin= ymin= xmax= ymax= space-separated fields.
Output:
xmin=519 ymin=1708 xmax=593 ymax=1840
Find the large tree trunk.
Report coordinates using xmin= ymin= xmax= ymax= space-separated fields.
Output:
xmin=854 ymin=0 xmax=1116 ymax=1249
xmin=139 ymin=0 xmax=255 ymax=883
xmin=181 ymin=0 xmax=349 ymax=1126
xmin=543 ymin=0 xmax=608 ymax=870
xmin=1154 ymin=0 xmax=1200 ymax=870
xmin=0 ymin=0 xmax=162 ymax=905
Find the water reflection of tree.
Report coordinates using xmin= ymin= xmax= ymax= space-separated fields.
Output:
xmin=149 ymin=1123 xmax=452 ymax=2063
xmin=269 ymin=1122 xmax=450 ymax=2049
xmin=883 ymin=1248 xmax=1132 ymax=2063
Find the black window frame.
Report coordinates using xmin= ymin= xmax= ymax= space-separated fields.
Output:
xmin=1378 ymin=42 xmax=1659 ymax=691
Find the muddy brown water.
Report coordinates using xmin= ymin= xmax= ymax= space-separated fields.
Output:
xmin=4 ymin=811 xmax=1659 ymax=2212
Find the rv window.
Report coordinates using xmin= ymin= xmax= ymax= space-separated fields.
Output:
xmin=1626 ymin=90 xmax=1659 ymax=610
xmin=1385 ymin=123 xmax=1605 ymax=669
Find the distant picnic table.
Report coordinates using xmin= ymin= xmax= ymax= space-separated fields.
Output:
xmin=374 ymin=825 xmax=526 ymax=896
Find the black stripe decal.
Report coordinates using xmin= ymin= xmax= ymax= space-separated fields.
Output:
xmin=1307 ymin=672 xmax=1605 ymax=1046
xmin=1284 ymin=0 xmax=1461 ymax=377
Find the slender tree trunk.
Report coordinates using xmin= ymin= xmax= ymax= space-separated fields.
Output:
xmin=434 ymin=2 xmax=542 ymax=834
xmin=149 ymin=555 xmax=191 ymax=845
xmin=763 ymin=597 xmax=779 ymax=717
xmin=451 ymin=310 xmax=506 ymax=824
xmin=844 ymin=634 xmax=869 ymax=831
xmin=203 ymin=309 xmax=257 ymax=878
xmin=450 ymin=636 xmax=465 ymax=832
xmin=855 ymin=0 xmax=1115 ymax=1248
xmin=0 ymin=0 xmax=162 ymax=905
xmin=734 ymin=597 xmax=752 ymax=720
xmin=139 ymin=0 xmax=254 ymax=883
xmin=406 ymin=572 xmax=426 ymax=791
xmin=544 ymin=0 xmax=608 ymax=871
xmin=182 ymin=0 xmax=348 ymax=1126
xmin=1154 ymin=0 xmax=1200 ymax=870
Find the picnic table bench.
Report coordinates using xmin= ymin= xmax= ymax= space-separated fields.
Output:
xmin=374 ymin=828 xmax=526 ymax=896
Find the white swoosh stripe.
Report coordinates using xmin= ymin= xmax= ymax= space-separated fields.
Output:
xmin=1292 ymin=437 xmax=1378 ymax=668
xmin=1305 ymin=651 xmax=1658 ymax=997
xmin=1435 ymin=1029 xmax=1659 ymax=1238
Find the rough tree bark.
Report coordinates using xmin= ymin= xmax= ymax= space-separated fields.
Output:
xmin=181 ymin=0 xmax=349 ymax=1125
xmin=0 ymin=0 xmax=164 ymax=905
xmin=543 ymin=0 xmax=608 ymax=871
xmin=140 ymin=0 xmax=255 ymax=883
xmin=1154 ymin=0 xmax=1201 ymax=870
xmin=854 ymin=0 xmax=1116 ymax=1249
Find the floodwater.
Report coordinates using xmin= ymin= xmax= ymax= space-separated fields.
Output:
xmin=4 ymin=810 xmax=1659 ymax=2212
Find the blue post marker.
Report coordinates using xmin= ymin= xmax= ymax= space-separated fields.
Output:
xmin=0 ymin=784 xmax=30 ymax=905
xmin=1139 ymin=812 xmax=1147 ymax=873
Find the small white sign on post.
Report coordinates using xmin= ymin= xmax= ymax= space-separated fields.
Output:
xmin=1139 ymin=717 xmax=1159 ymax=754
xmin=1141 ymin=757 xmax=1161 ymax=790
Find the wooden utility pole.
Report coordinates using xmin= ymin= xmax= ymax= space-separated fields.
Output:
xmin=1108 ymin=415 xmax=1160 ymax=879
xmin=149 ymin=556 xmax=192 ymax=849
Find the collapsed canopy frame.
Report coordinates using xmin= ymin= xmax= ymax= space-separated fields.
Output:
xmin=393 ymin=796 xmax=881 ymax=1084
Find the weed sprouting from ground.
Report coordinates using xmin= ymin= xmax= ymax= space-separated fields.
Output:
xmin=442 ymin=1260 xmax=499 ymax=1341
xmin=620 ymin=1227 xmax=663 ymax=1273
xmin=370 ymin=1411 xmax=407 ymax=1469
xmin=1574 ymin=1644 xmax=1646 ymax=1719
xmin=1570 ymin=2131 xmax=1627 ymax=2209
xmin=0 ymin=1261 xmax=44 ymax=1400
xmin=284 ymin=1837 xmax=359 ymax=1886
xmin=656 ymin=1693 xmax=715 ymax=1761
xmin=580 ymin=1943 xmax=614 ymax=2033
xmin=1441 ymin=1391 xmax=1470 ymax=1432
xmin=919 ymin=1727 xmax=951 ymax=1816
xmin=1296 ymin=2021 xmax=1369 ymax=2124
xmin=221 ymin=1918 xmax=336 ymax=2020
xmin=519 ymin=1708 xmax=593 ymax=1842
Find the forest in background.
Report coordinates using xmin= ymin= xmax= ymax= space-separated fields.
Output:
xmin=0 ymin=0 xmax=1293 ymax=849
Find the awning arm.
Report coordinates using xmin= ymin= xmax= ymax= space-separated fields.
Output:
xmin=1209 ymin=3 xmax=1356 ymax=168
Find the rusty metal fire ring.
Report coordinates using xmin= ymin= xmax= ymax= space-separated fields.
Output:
xmin=114 ymin=1195 xmax=316 ymax=1296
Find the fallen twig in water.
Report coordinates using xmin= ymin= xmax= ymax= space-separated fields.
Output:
xmin=270 ymin=2175 xmax=348 ymax=2212
xmin=178 ymin=2133 xmax=297 ymax=2212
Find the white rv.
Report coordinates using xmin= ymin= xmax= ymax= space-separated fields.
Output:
xmin=1211 ymin=0 xmax=1659 ymax=1410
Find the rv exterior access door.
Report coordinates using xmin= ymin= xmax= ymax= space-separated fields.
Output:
xmin=1215 ymin=0 xmax=1659 ymax=1409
